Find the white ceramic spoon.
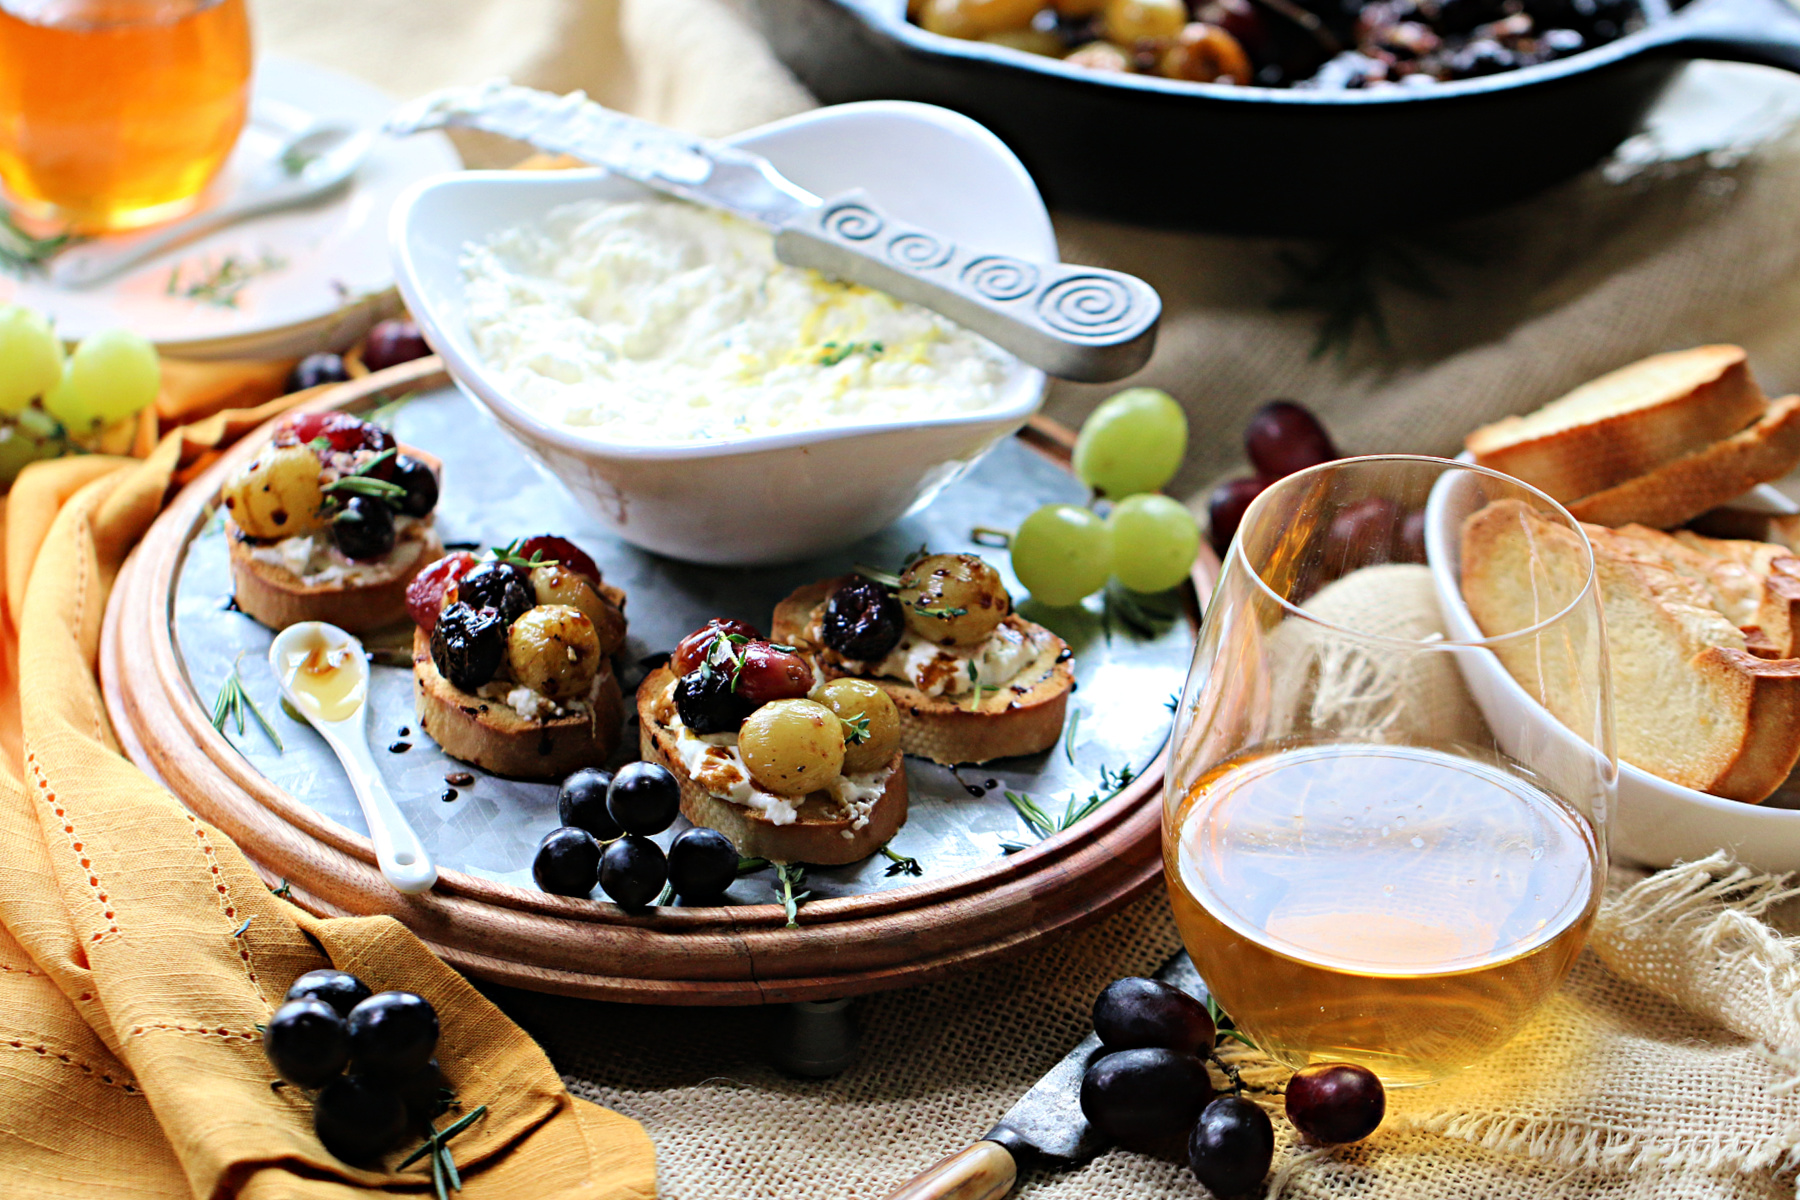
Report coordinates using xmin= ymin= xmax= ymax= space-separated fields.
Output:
xmin=268 ymin=621 xmax=437 ymax=895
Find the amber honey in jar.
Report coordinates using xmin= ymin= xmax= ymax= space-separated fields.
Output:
xmin=0 ymin=0 xmax=252 ymax=232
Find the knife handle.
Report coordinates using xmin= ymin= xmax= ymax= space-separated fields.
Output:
xmin=774 ymin=191 xmax=1160 ymax=384
xmin=883 ymin=1140 xmax=1017 ymax=1200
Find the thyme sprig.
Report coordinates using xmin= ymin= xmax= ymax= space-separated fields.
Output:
xmin=0 ymin=209 xmax=77 ymax=275
xmin=965 ymin=660 xmax=986 ymax=712
xmin=840 ymin=713 xmax=872 ymax=745
xmin=165 ymin=251 xmax=287 ymax=308
xmin=211 ymin=653 xmax=283 ymax=751
xmin=1005 ymin=762 xmax=1137 ymax=843
xmin=879 ymin=843 xmax=922 ymax=877
xmin=485 ymin=538 xmax=559 ymax=572
xmin=774 ymin=862 xmax=809 ymax=928
xmin=400 ymin=1104 xmax=488 ymax=1200
xmin=1100 ymin=581 xmax=1181 ymax=644
xmin=913 ymin=603 xmax=968 ymax=621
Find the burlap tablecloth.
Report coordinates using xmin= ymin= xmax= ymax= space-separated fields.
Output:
xmin=247 ymin=1 xmax=1800 ymax=1194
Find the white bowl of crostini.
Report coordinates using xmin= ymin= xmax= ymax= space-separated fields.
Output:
xmin=1426 ymin=463 xmax=1800 ymax=873
xmin=390 ymin=100 xmax=1051 ymax=566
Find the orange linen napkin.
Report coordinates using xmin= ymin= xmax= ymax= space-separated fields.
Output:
xmin=0 ymin=374 xmax=658 ymax=1197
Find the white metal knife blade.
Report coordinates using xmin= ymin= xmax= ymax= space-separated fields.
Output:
xmin=386 ymin=82 xmax=1161 ymax=382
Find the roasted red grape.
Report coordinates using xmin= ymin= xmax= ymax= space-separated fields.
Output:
xmin=361 ymin=319 xmax=432 ymax=372
xmin=1093 ymin=977 xmax=1216 ymax=1055
xmin=277 ymin=411 xmax=396 ymax=472
xmin=673 ymin=618 xmax=763 ymax=676
xmin=1207 ymin=475 xmax=1266 ymax=559
xmin=406 ymin=552 xmax=477 ymax=633
xmin=1079 ymin=1048 xmax=1213 ymax=1147
xmin=1244 ymin=400 xmax=1338 ymax=480
xmin=514 ymin=534 xmax=600 ymax=585
xmin=1285 ymin=1062 xmax=1385 ymax=1144
xmin=1189 ymin=1095 xmax=1275 ymax=1197
xmin=821 ymin=577 xmax=905 ymax=661
xmin=735 ymin=642 xmax=814 ymax=705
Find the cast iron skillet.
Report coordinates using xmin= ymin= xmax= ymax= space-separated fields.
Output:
xmin=748 ymin=0 xmax=1800 ymax=234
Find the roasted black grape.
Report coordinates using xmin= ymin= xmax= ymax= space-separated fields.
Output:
xmin=1079 ymin=1048 xmax=1213 ymax=1147
xmin=532 ymin=826 xmax=601 ymax=897
xmin=1189 ymin=1095 xmax=1275 ymax=1197
xmin=668 ymin=827 xmax=739 ymax=902
xmin=599 ymin=834 xmax=667 ymax=908
xmin=675 ymin=667 xmax=754 ymax=734
xmin=331 ymin=494 xmax=396 ymax=561
xmin=391 ymin=454 xmax=438 ymax=518
xmin=264 ymin=998 xmax=350 ymax=1087
xmin=821 ymin=577 xmax=906 ymax=661
xmin=558 ymin=767 xmax=621 ymax=840
xmin=1092 ymin=977 xmax=1216 ymax=1055
xmin=314 ymin=1074 xmax=408 ymax=1164
xmin=455 ymin=560 xmax=533 ymax=628
xmin=346 ymin=991 xmax=440 ymax=1081
xmin=284 ymin=968 xmax=372 ymax=1019
xmin=1244 ymin=400 xmax=1338 ymax=480
xmin=1285 ymin=1062 xmax=1385 ymax=1144
xmin=607 ymin=762 xmax=681 ymax=836
xmin=430 ymin=602 xmax=506 ymax=692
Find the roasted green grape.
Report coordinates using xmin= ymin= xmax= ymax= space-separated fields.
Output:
xmin=816 ymin=678 xmax=901 ymax=773
xmin=738 ymin=699 xmax=845 ymax=796
xmin=505 ymin=604 xmax=600 ymax=701
xmin=898 ymin=552 xmax=1010 ymax=646
xmin=220 ymin=444 xmax=328 ymax=539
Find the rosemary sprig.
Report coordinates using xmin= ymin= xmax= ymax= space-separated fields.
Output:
xmin=165 ymin=251 xmax=287 ymax=308
xmin=323 ymin=451 xmax=405 ymax=505
xmin=280 ymin=144 xmax=320 ymax=176
xmin=1205 ymin=994 xmax=1258 ymax=1050
xmin=1271 ymin=234 xmax=1477 ymax=361
xmin=816 ymin=340 xmax=883 ymax=366
xmin=0 ymin=209 xmax=77 ymax=276
xmin=1063 ymin=709 xmax=1081 ymax=767
xmin=853 ymin=563 xmax=903 ymax=589
xmin=878 ymin=843 xmax=922 ymax=878
xmin=400 ymin=1104 xmax=488 ymax=1199
xmin=774 ymin=862 xmax=809 ymax=928
xmin=210 ymin=654 xmax=283 ymax=751
xmin=737 ymin=856 xmax=771 ymax=875
xmin=364 ymin=390 xmax=423 ymax=430
xmin=1100 ymin=582 xmax=1181 ymax=643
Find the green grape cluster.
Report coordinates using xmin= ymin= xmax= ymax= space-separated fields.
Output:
xmin=1011 ymin=388 xmax=1201 ymax=606
xmin=0 ymin=304 xmax=162 ymax=487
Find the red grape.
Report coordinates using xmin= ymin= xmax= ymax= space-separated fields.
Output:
xmin=1189 ymin=1095 xmax=1274 ymax=1197
xmin=1285 ymin=1062 xmax=1385 ymax=1144
xmin=1207 ymin=475 xmax=1266 ymax=559
xmin=361 ymin=319 xmax=432 ymax=373
xmin=1244 ymin=400 xmax=1338 ymax=480
xmin=673 ymin=619 xmax=763 ymax=676
xmin=734 ymin=642 xmax=814 ymax=705
xmin=1079 ymin=1048 xmax=1213 ymax=1148
xmin=1093 ymin=978 xmax=1216 ymax=1055
xmin=276 ymin=412 xmax=397 ymax=477
xmin=1397 ymin=507 xmax=1428 ymax=563
xmin=405 ymin=552 xmax=477 ymax=633
xmin=1327 ymin=496 xmax=1402 ymax=566
xmin=514 ymin=534 xmax=600 ymax=585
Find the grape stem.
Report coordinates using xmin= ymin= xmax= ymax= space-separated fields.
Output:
xmin=970 ymin=526 xmax=1013 ymax=548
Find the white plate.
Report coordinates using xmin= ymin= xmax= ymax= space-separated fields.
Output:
xmin=0 ymin=57 xmax=458 ymax=360
xmin=1426 ymin=469 xmax=1800 ymax=874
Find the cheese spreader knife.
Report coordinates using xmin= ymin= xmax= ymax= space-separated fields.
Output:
xmin=385 ymin=81 xmax=1161 ymax=383
xmin=882 ymin=949 xmax=1209 ymax=1200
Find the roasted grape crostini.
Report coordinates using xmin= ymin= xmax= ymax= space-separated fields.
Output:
xmin=636 ymin=619 xmax=908 ymax=865
xmin=408 ymin=536 xmax=628 ymax=780
xmin=221 ymin=410 xmax=443 ymax=632
xmin=772 ymin=552 xmax=1074 ymax=765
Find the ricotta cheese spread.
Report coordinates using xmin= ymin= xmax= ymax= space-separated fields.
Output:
xmin=460 ymin=198 xmax=1013 ymax=444
xmin=836 ymin=621 xmax=1043 ymax=698
xmin=247 ymin=516 xmax=428 ymax=586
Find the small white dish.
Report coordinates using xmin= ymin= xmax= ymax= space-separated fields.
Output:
xmin=1426 ymin=468 xmax=1800 ymax=873
xmin=0 ymin=58 xmax=459 ymax=360
xmin=269 ymin=622 xmax=437 ymax=895
xmin=389 ymin=100 xmax=1052 ymax=566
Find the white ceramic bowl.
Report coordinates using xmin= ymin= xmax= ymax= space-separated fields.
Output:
xmin=1425 ymin=470 xmax=1800 ymax=873
xmin=389 ymin=101 xmax=1052 ymax=565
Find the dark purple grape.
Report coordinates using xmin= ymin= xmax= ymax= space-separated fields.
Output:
xmin=287 ymin=353 xmax=349 ymax=393
xmin=1189 ymin=1095 xmax=1275 ymax=1197
xmin=1285 ymin=1062 xmax=1385 ymax=1144
xmin=1207 ymin=476 xmax=1267 ymax=559
xmin=1328 ymin=496 xmax=1402 ymax=565
xmin=264 ymin=998 xmax=349 ymax=1087
xmin=821 ymin=577 xmax=905 ymax=661
xmin=607 ymin=762 xmax=681 ymax=836
xmin=675 ymin=667 xmax=754 ymax=734
xmin=347 ymin=991 xmax=439 ymax=1081
xmin=558 ymin=768 xmax=621 ymax=840
xmin=1079 ymin=1049 xmax=1213 ymax=1147
xmin=396 ymin=1058 xmax=450 ymax=1129
xmin=314 ymin=1074 xmax=408 ymax=1163
xmin=599 ymin=834 xmax=667 ymax=908
xmin=430 ymin=602 xmax=506 ymax=692
xmin=284 ymin=969 xmax=372 ymax=1019
xmin=1093 ymin=977 xmax=1217 ymax=1055
xmin=1245 ymin=401 xmax=1338 ymax=480
xmin=390 ymin=454 xmax=438 ymax=518
xmin=362 ymin=319 xmax=433 ymax=372
xmin=1397 ymin=508 xmax=1428 ymax=562
xmin=532 ymin=827 xmax=601 ymax=897
xmin=668 ymin=827 xmax=738 ymax=902
xmin=735 ymin=642 xmax=814 ymax=704
xmin=331 ymin=494 xmax=396 ymax=561
xmin=455 ymin=561 xmax=533 ymax=629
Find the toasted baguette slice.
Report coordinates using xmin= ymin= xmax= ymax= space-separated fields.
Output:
xmin=637 ymin=665 xmax=906 ymax=865
xmin=1601 ymin=524 xmax=1800 ymax=658
xmin=412 ymin=628 xmax=624 ymax=780
xmin=1466 ymin=346 xmax=1766 ymax=502
xmin=1565 ymin=396 xmax=1800 ymax=529
xmin=1461 ymin=499 xmax=1800 ymax=803
xmin=227 ymin=446 xmax=443 ymax=633
xmin=772 ymin=578 xmax=1074 ymax=766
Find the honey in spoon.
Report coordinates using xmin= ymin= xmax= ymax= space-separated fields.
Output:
xmin=280 ymin=631 xmax=365 ymax=723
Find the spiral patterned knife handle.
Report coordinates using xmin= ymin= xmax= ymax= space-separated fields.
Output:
xmin=775 ymin=193 xmax=1160 ymax=383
